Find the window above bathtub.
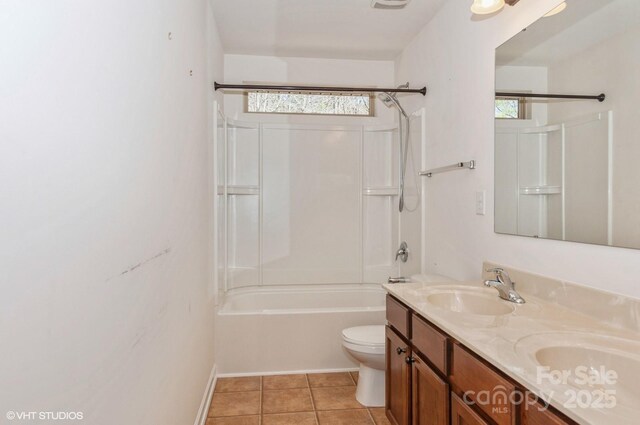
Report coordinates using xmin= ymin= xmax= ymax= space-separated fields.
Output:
xmin=246 ymin=90 xmax=373 ymax=116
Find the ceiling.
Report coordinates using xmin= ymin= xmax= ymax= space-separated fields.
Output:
xmin=496 ymin=0 xmax=640 ymax=66
xmin=210 ymin=0 xmax=446 ymax=60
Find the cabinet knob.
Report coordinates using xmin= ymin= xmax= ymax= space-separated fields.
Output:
xmin=405 ymin=356 xmax=416 ymax=364
xmin=396 ymin=347 xmax=407 ymax=355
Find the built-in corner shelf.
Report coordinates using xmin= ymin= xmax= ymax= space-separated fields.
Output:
xmin=363 ymin=187 xmax=399 ymax=196
xmin=217 ymin=185 xmax=260 ymax=195
xmin=519 ymin=185 xmax=562 ymax=195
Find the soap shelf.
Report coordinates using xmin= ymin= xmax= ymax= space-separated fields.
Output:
xmin=218 ymin=185 xmax=260 ymax=195
xmin=363 ymin=187 xmax=399 ymax=196
xmin=519 ymin=186 xmax=562 ymax=195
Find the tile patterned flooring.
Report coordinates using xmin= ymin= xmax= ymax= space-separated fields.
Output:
xmin=206 ymin=372 xmax=391 ymax=425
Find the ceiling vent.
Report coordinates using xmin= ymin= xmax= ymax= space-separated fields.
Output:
xmin=371 ymin=0 xmax=411 ymax=10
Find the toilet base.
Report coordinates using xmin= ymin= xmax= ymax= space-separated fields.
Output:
xmin=355 ymin=364 xmax=385 ymax=407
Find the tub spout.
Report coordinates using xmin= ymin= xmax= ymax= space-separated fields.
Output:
xmin=387 ymin=276 xmax=409 ymax=284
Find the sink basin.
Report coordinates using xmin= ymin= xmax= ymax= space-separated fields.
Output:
xmin=537 ymin=345 xmax=639 ymax=391
xmin=426 ymin=291 xmax=515 ymax=316
xmin=516 ymin=332 xmax=640 ymax=414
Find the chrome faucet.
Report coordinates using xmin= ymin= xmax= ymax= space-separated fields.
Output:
xmin=484 ymin=268 xmax=525 ymax=304
xmin=388 ymin=276 xmax=409 ymax=284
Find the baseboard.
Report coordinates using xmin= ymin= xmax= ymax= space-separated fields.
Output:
xmin=194 ymin=363 xmax=217 ymax=425
xmin=217 ymin=366 xmax=359 ymax=378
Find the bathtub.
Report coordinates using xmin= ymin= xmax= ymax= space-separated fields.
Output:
xmin=215 ymin=284 xmax=387 ymax=375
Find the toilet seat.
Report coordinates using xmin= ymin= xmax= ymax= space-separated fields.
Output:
xmin=342 ymin=325 xmax=385 ymax=348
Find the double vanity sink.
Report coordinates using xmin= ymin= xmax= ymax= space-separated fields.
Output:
xmin=385 ymin=272 xmax=640 ymax=425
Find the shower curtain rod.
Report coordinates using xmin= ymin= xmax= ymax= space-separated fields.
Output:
xmin=496 ymin=92 xmax=606 ymax=102
xmin=214 ymin=82 xmax=427 ymax=96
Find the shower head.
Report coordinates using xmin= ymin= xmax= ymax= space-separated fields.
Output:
xmin=377 ymin=91 xmax=408 ymax=118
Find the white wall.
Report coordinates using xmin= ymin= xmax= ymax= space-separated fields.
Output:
xmin=395 ymin=0 xmax=640 ymax=299
xmin=0 ymin=1 xmax=224 ymax=423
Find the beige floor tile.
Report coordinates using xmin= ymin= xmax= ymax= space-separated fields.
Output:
xmin=307 ymin=372 xmax=355 ymax=388
xmin=215 ymin=376 xmax=261 ymax=393
xmin=208 ymin=391 xmax=261 ymax=417
xmin=263 ymin=388 xmax=314 ymax=414
xmin=350 ymin=371 xmax=359 ymax=384
xmin=263 ymin=374 xmax=308 ymax=390
xmin=205 ymin=416 xmax=260 ymax=425
xmin=317 ymin=409 xmax=374 ymax=424
xmin=262 ymin=411 xmax=318 ymax=425
xmin=311 ymin=386 xmax=364 ymax=410
xmin=368 ymin=408 xmax=391 ymax=425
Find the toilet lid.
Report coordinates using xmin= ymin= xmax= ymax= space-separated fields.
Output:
xmin=342 ymin=325 xmax=385 ymax=346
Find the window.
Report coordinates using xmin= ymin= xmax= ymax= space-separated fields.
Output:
xmin=246 ymin=91 xmax=373 ymax=116
xmin=495 ymin=96 xmax=528 ymax=119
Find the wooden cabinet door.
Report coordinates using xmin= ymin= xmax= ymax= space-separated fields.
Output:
xmin=386 ymin=326 xmax=411 ymax=425
xmin=451 ymin=393 xmax=490 ymax=425
xmin=412 ymin=356 xmax=449 ymax=425
xmin=522 ymin=395 xmax=574 ymax=425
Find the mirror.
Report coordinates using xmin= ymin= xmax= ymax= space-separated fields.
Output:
xmin=494 ymin=0 xmax=640 ymax=249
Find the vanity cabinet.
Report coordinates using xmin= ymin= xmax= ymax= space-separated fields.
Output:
xmin=385 ymin=295 xmax=576 ymax=425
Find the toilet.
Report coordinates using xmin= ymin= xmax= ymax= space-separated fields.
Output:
xmin=342 ymin=274 xmax=455 ymax=407
xmin=342 ymin=325 xmax=386 ymax=407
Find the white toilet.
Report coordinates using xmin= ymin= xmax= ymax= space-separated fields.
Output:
xmin=341 ymin=274 xmax=455 ymax=407
xmin=342 ymin=325 xmax=386 ymax=407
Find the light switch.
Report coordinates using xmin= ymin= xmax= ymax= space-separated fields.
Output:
xmin=475 ymin=191 xmax=486 ymax=215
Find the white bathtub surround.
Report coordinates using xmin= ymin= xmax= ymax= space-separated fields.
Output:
xmin=385 ymin=263 xmax=640 ymax=425
xmin=217 ymin=119 xmax=423 ymax=291
xmin=342 ymin=325 xmax=386 ymax=407
xmin=215 ymin=284 xmax=386 ymax=374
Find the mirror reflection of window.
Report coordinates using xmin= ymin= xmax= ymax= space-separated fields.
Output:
xmin=495 ymin=97 xmax=528 ymax=119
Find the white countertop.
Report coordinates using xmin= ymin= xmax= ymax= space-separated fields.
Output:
xmin=384 ymin=281 xmax=640 ymax=425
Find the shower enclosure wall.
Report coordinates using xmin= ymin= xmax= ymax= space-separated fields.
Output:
xmin=215 ymin=104 xmax=424 ymax=295
xmin=495 ymin=111 xmax=612 ymax=244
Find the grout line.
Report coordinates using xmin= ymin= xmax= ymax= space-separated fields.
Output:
xmin=259 ymin=375 xmax=263 ymax=424
xmin=366 ymin=408 xmax=377 ymax=425
xmin=348 ymin=371 xmax=357 ymax=385
xmin=305 ymin=374 xmax=320 ymax=425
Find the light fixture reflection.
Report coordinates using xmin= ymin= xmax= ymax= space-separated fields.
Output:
xmin=470 ymin=0 xmax=506 ymax=15
xmin=544 ymin=2 xmax=567 ymax=17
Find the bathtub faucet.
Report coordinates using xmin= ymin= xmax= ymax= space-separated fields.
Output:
xmin=387 ymin=276 xmax=409 ymax=284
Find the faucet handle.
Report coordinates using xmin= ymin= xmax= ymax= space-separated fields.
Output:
xmin=485 ymin=267 xmax=504 ymax=274
xmin=485 ymin=268 xmax=513 ymax=286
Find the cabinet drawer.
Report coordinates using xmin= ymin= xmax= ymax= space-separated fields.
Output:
xmin=450 ymin=344 xmax=516 ymax=425
xmin=386 ymin=295 xmax=410 ymax=338
xmin=411 ymin=315 xmax=448 ymax=375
